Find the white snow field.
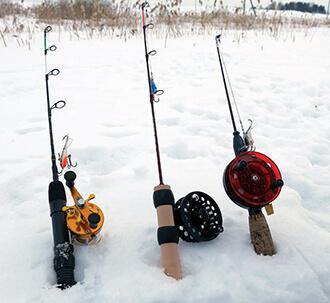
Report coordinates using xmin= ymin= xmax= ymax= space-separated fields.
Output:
xmin=0 ymin=26 xmax=329 ymax=303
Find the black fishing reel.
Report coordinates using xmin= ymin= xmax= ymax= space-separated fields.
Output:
xmin=223 ymin=151 xmax=284 ymax=209
xmin=173 ymin=191 xmax=223 ymax=242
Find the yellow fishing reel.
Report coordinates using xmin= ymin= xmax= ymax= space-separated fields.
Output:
xmin=63 ymin=171 xmax=104 ymax=245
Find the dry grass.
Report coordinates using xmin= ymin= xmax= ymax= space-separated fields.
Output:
xmin=0 ymin=0 xmax=329 ymax=47
xmin=0 ymin=1 xmax=25 ymax=18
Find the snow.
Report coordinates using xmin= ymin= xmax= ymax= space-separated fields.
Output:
xmin=0 ymin=25 xmax=330 ymax=302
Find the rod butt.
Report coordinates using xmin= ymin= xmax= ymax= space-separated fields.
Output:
xmin=154 ymin=184 xmax=182 ymax=280
xmin=49 ymin=181 xmax=76 ymax=288
xmin=249 ymin=211 xmax=276 ymax=256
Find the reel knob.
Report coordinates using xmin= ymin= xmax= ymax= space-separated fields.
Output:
xmin=235 ymin=160 xmax=247 ymax=171
xmin=88 ymin=213 xmax=101 ymax=229
xmin=223 ymin=151 xmax=283 ymax=208
xmin=64 ymin=171 xmax=76 ymax=188
xmin=174 ymin=191 xmax=223 ymax=242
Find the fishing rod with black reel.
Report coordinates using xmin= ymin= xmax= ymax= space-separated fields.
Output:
xmin=44 ymin=26 xmax=105 ymax=288
xmin=141 ymin=2 xmax=223 ymax=280
xmin=215 ymin=34 xmax=284 ymax=256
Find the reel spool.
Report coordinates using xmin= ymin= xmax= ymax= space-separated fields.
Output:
xmin=63 ymin=171 xmax=105 ymax=245
xmin=223 ymin=151 xmax=283 ymax=209
xmin=174 ymin=191 xmax=223 ymax=242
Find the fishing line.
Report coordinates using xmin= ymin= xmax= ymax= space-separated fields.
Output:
xmin=219 ymin=50 xmax=245 ymax=134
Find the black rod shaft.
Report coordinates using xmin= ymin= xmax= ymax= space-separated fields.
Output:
xmin=44 ymin=28 xmax=58 ymax=181
xmin=45 ymin=74 xmax=58 ymax=181
xmin=216 ymin=38 xmax=237 ymax=133
xmin=142 ymin=7 xmax=164 ymax=185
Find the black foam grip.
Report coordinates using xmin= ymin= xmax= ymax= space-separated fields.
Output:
xmin=157 ymin=226 xmax=179 ymax=245
xmin=54 ymin=243 xmax=76 ymax=289
xmin=48 ymin=181 xmax=76 ymax=288
xmin=49 ymin=181 xmax=66 ymax=216
xmin=56 ymin=267 xmax=76 ymax=289
xmin=153 ymin=189 xmax=175 ymax=208
xmin=49 ymin=181 xmax=66 ymax=201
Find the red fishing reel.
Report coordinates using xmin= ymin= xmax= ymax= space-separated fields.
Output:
xmin=223 ymin=151 xmax=283 ymax=209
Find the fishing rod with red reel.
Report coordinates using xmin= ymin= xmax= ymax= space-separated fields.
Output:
xmin=215 ymin=34 xmax=284 ymax=255
xmin=141 ymin=2 xmax=223 ymax=279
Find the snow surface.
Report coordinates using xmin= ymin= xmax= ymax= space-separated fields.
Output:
xmin=0 ymin=27 xmax=330 ymax=303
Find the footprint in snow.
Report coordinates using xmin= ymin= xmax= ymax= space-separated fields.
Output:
xmin=101 ymin=123 xmax=138 ymax=138
xmin=101 ymin=122 xmax=127 ymax=128
xmin=158 ymin=117 xmax=180 ymax=126
xmin=76 ymin=146 xmax=130 ymax=176
xmin=16 ymin=126 xmax=45 ymax=135
xmin=172 ymin=103 xmax=218 ymax=120
xmin=102 ymin=129 xmax=138 ymax=138
xmin=139 ymin=228 xmax=161 ymax=268
xmin=28 ymin=117 xmax=45 ymax=123
xmin=163 ymin=143 xmax=205 ymax=160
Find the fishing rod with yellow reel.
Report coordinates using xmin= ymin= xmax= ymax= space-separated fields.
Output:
xmin=44 ymin=25 xmax=105 ymax=290
xmin=57 ymin=135 xmax=105 ymax=246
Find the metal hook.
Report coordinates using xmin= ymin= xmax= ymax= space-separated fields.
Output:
xmin=243 ymin=119 xmax=255 ymax=150
xmin=150 ymin=74 xmax=164 ymax=102
xmin=48 ymin=68 xmax=60 ymax=77
xmin=58 ymin=135 xmax=77 ymax=173
xmin=153 ymin=96 xmax=160 ymax=103
xmin=51 ymin=100 xmax=66 ymax=110
xmin=58 ymin=155 xmax=77 ymax=173
xmin=152 ymin=90 xmax=164 ymax=103
xmin=67 ymin=154 xmax=77 ymax=169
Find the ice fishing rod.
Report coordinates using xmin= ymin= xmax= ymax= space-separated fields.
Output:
xmin=141 ymin=2 xmax=182 ymax=280
xmin=141 ymin=3 xmax=224 ymax=279
xmin=44 ymin=25 xmax=76 ymax=288
xmin=142 ymin=1 xmax=165 ymax=185
xmin=215 ymin=34 xmax=247 ymax=156
xmin=44 ymin=26 xmax=105 ymax=287
xmin=215 ymin=34 xmax=283 ymax=255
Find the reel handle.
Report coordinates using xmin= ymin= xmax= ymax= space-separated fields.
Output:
xmin=64 ymin=171 xmax=76 ymax=188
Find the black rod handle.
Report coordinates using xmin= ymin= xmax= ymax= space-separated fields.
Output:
xmin=48 ymin=181 xmax=76 ymax=289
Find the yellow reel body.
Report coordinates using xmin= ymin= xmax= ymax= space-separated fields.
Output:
xmin=64 ymin=202 xmax=104 ymax=245
xmin=63 ymin=171 xmax=105 ymax=245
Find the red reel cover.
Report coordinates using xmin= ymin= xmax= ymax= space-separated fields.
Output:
xmin=223 ymin=151 xmax=283 ymax=208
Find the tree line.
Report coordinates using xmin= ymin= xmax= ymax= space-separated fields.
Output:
xmin=267 ymin=1 xmax=327 ymax=14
